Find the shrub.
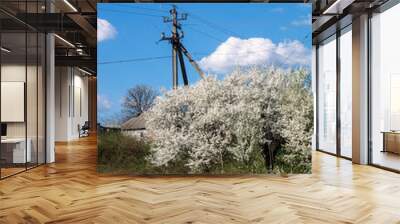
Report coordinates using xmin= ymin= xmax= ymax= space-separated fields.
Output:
xmin=97 ymin=131 xmax=152 ymax=174
xmin=146 ymin=67 xmax=313 ymax=174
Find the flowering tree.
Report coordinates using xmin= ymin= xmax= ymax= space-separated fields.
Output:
xmin=145 ymin=68 xmax=312 ymax=174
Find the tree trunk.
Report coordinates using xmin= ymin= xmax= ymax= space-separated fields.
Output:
xmin=219 ymin=151 xmax=224 ymax=174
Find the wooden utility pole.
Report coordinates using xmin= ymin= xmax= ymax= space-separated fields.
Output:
xmin=160 ymin=5 xmax=205 ymax=89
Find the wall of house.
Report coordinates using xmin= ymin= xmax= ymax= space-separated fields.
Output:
xmin=122 ymin=129 xmax=147 ymax=139
xmin=55 ymin=67 xmax=89 ymax=141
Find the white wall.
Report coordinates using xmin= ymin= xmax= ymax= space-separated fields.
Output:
xmin=72 ymin=73 xmax=89 ymax=138
xmin=55 ymin=67 xmax=69 ymax=141
xmin=55 ymin=67 xmax=89 ymax=141
xmin=123 ymin=130 xmax=147 ymax=139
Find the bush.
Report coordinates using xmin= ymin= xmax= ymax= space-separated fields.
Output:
xmin=97 ymin=131 xmax=153 ymax=174
xmin=274 ymin=145 xmax=312 ymax=174
xmin=146 ymin=68 xmax=313 ymax=174
xmin=98 ymin=131 xmax=193 ymax=174
xmin=98 ymin=68 xmax=313 ymax=175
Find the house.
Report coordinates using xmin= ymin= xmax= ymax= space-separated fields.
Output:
xmin=98 ymin=123 xmax=121 ymax=133
xmin=121 ymin=113 xmax=147 ymax=138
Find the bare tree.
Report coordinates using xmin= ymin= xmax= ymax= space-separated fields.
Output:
xmin=122 ymin=85 xmax=158 ymax=119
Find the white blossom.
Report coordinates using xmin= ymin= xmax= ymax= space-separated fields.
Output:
xmin=146 ymin=67 xmax=312 ymax=173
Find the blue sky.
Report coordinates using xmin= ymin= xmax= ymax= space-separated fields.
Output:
xmin=98 ymin=3 xmax=311 ymax=121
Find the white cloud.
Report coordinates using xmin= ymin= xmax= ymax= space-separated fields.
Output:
xmin=98 ymin=94 xmax=112 ymax=111
xmin=97 ymin=18 xmax=117 ymax=42
xmin=291 ymin=14 xmax=311 ymax=26
xmin=198 ymin=37 xmax=310 ymax=74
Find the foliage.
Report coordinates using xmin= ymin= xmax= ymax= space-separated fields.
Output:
xmin=98 ymin=131 xmax=192 ymax=174
xmin=274 ymin=69 xmax=313 ymax=174
xmin=97 ymin=131 xmax=153 ymax=174
xmin=146 ymin=68 xmax=313 ymax=174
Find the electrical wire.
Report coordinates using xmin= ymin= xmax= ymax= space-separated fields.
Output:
xmin=98 ymin=6 xmax=311 ymax=68
xmin=99 ymin=5 xmax=176 ymax=35
xmin=185 ymin=26 xmax=224 ymax=43
xmin=112 ymin=3 xmax=170 ymax=13
xmin=192 ymin=15 xmax=238 ymax=37
xmin=99 ymin=56 xmax=171 ymax=65
xmin=99 ymin=33 xmax=310 ymax=66
xmin=274 ymin=33 xmax=311 ymax=68
xmin=184 ymin=26 xmax=306 ymax=58
xmin=179 ymin=7 xmax=311 ymax=69
xmin=178 ymin=8 xmax=241 ymax=38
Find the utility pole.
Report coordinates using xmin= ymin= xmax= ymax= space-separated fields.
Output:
xmin=171 ymin=6 xmax=178 ymax=88
xmin=160 ymin=5 xmax=205 ymax=89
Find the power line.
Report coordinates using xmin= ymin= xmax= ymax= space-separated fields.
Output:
xmin=99 ymin=56 xmax=171 ymax=65
xmin=158 ymin=5 xmax=205 ymax=89
xmin=178 ymin=7 xmax=311 ymax=69
xmin=190 ymin=35 xmax=311 ymax=72
xmin=104 ymin=6 xmax=165 ymax=32
xmin=98 ymin=33 xmax=310 ymax=66
xmin=112 ymin=4 xmax=169 ymax=13
xmin=186 ymin=26 xmax=309 ymax=58
xmin=178 ymin=8 xmax=240 ymax=38
xmin=98 ymin=34 xmax=311 ymax=66
xmin=275 ymin=33 xmax=311 ymax=68
xmin=185 ymin=26 xmax=224 ymax=43
xmin=99 ymin=5 xmax=311 ymax=69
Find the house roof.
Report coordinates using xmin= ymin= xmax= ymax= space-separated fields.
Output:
xmin=102 ymin=124 xmax=121 ymax=129
xmin=121 ymin=113 xmax=146 ymax=130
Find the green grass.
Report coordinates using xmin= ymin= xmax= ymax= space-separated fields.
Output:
xmin=97 ymin=131 xmax=309 ymax=175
